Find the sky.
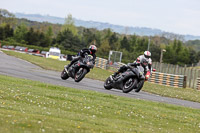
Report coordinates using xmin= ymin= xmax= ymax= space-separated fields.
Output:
xmin=1 ymin=0 xmax=200 ymax=36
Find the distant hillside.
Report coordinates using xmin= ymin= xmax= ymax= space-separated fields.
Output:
xmin=15 ymin=13 xmax=200 ymax=41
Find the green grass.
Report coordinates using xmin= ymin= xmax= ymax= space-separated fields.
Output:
xmin=2 ymin=50 xmax=200 ymax=103
xmin=143 ymin=82 xmax=200 ymax=103
xmin=0 ymin=75 xmax=200 ymax=133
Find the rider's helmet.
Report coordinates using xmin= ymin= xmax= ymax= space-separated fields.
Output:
xmin=89 ymin=45 xmax=97 ymax=54
xmin=144 ymin=51 xmax=151 ymax=59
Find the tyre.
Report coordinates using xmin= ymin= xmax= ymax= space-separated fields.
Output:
xmin=74 ymin=68 xmax=87 ymax=82
xmin=135 ymin=80 xmax=144 ymax=93
xmin=122 ymin=78 xmax=138 ymax=93
xmin=104 ymin=77 xmax=113 ymax=90
xmin=61 ymin=69 xmax=69 ymax=80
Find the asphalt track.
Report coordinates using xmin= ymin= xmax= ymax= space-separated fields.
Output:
xmin=0 ymin=50 xmax=200 ymax=109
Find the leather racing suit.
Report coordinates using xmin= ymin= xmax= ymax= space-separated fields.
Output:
xmin=66 ymin=48 xmax=96 ymax=69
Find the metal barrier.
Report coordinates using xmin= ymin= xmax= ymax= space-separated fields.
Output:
xmin=95 ymin=57 xmax=108 ymax=69
xmin=148 ymin=72 xmax=187 ymax=88
xmin=195 ymin=78 xmax=200 ymax=90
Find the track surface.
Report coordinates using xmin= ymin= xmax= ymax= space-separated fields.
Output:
xmin=0 ymin=51 xmax=200 ymax=109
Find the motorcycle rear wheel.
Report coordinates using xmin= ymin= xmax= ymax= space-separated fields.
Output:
xmin=123 ymin=78 xmax=138 ymax=93
xmin=104 ymin=77 xmax=113 ymax=90
xmin=74 ymin=68 xmax=88 ymax=82
xmin=61 ymin=69 xmax=69 ymax=80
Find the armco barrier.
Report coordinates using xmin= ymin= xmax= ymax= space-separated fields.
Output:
xmin=196 ymin=78 xmax=200 ymax=90
xmin=95 ymin=57 xmax=108 ymax=69
xmin=148 ymin=72 xmax=187 ymax=88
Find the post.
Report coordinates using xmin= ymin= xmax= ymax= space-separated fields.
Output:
xmin=189 ymin=64 xmax=193 ymax=88
xmin=174 ymin=65 xmax=177 ymax=75
xmin=180 ymin=66 xmax=183 ymax=75
xmin=169 ymin=64 xmax=172 ymax=74
xmin=184 ymin=64 xmax=186 ymax=76
xmin=160 ymin=63 xmax=163 ymax=72
xmin=177 ymin=65 xmax=179 ymax=75
xmin=159 ymin=49 xmax=166 ymax=72
xmin=183 ymin=76 xmax=187 ymax=88
xmin=119 ymin=52 xmax=122 ymax=62
xmin=198 ymin=70 xmax=200 ymax=90
xmin=108 ymin=51 xmax=112 ymax=62
xmin=114 ymin=52 xmax=116 ymax=63
xmin=160 ymin=49 xmax=163 ymax=64
xmin=167 ymin=64 xmax=170 ymax=73
xmin=193 ymin=69 xmax=197 ymax=89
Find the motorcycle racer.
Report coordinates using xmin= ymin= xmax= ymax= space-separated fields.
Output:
xmin=112 ymin=51 xmax=152 ymax=81
xmin=65 ymin=45 xmax=97 ymax=72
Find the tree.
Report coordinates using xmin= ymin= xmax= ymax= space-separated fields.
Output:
xmin=25 ymin=27 xmax=39 ymax=45
xmin=0 ymin=8 xmax=16 ymax=25
xmin=149 ymin=43 xmax=161 ymax=62
xmin=61 ymin=14 xmax=78 ymax=36
xmin=104 ymin=28 xmax=112 ymax=39
xmin=14 ymin=23 xmax=28 ymax=43
xmin=56 ymin=29 xmax=81 ymax=52
xmin=0 ymin=24 xmax=14 ymax=40
xmin=0 ymin=25 xmax=5 ymax=40
xmin=82 ymin=28 xmax=96 ymax=47
xmin=163 ymin=40 xmax=191 ymax=65
xmin=120 ymin=36 xmax=130 ymax=51
xmin=98 ymin=39 xmax=110 ymax=57
xmin=129 ymin=34 xmax=138 ymax=52
xmin=108 ymin=32 xmax=118 ymax=50
xmin=45 ymin=26 xmax=53 ymax=46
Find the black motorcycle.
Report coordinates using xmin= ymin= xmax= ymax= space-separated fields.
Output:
xmin=104 ymin=65 xmax=146 ymax=93
xmin=61 ymin=54 xmax=94 ymax=82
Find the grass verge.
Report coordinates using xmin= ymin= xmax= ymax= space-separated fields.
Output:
xmin=143 ymin=82 xmax=200 ymax=103
xmin=2 ymin=50 xmax=200 ymax=103
xmin=0 ymin=75 xmax=200 ymax=133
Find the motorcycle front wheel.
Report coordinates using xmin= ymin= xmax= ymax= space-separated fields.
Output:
xmin=135 ymin=80 xmax=144 ymax=92
xmin=74 ymin=68 xmax=88 ymax=82
xmin=123 ymin=78 xmax=138 ymax=93
xmin=61 ymin=69 xmax=69 ymax=80
xmin=104 ymin=77 xmax=113 ymax=90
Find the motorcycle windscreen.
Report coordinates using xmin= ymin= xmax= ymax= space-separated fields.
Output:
xmin=137 ymin=66 xmax=145 ymax=79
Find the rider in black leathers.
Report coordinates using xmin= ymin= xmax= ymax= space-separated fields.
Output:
xmin=65 ymin=45 xmax=97 ymax=71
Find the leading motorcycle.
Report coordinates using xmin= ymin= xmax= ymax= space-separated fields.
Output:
xmin=61 ymin=54 xmax=94 ymax=82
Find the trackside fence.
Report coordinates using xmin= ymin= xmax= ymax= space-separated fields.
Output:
xmin=149 ymin=72 xmax=186 ymax=88
xmin=95 ymin=57 xmax=108 ymax=69
xmin=152 ymin=62 xmax=200 ymax=89
xmin=195 ymin=78 xmax=200 ymax=90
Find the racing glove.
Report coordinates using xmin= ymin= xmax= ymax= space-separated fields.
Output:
xmin=145 ymin=71 xmax=151 ymax=81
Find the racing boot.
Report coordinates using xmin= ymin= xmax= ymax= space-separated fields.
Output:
xmin=110 ymin=72 xmax=119 ymax=81
xmin=64 ymin=65 xmax=70 ymax=73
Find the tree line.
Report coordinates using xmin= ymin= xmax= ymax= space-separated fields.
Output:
xmin=1 ymin=8 xmax=200 ymax=66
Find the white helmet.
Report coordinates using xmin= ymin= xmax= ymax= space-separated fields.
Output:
xmin=144 ymin=51 xmax=151 ymax=58
xmin=89 ymin=45 xmax=97 ymax=54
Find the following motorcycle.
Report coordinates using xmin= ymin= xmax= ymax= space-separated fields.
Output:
xmin=104 ymin=64 xmax=147 ymax=93
xmin=61 ymin=54 xmax=94 ymax=82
